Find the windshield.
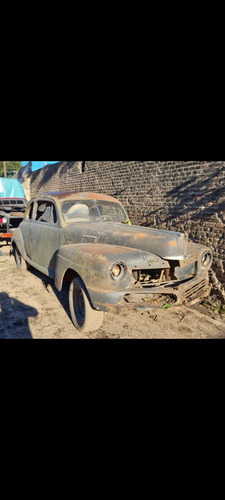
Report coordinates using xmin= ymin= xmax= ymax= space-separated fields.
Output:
xmin=62 ymin=200 xmax=128 ymax=224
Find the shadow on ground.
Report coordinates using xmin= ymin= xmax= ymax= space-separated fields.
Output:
xmin=0 ymin=292 xmax=38 ymax=339
xmin=28 ymin=266 xmax=71 ymax=321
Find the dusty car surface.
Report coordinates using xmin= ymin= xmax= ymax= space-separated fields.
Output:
xmin=12 ymin=191 xmax=213 ymax=333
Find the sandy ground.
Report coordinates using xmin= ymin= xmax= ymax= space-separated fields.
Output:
xmin=0 ymin=242 xmax=225 ymax=339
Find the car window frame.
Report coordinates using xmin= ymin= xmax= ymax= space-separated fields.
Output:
xmin=24 ymin=201 xmax=35 ymax=221
xmin=30 ymin=199 xmax=58 ymax=226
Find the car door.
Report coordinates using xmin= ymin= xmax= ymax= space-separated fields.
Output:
xmin=29 ymin=199 xmax=60 ymax=277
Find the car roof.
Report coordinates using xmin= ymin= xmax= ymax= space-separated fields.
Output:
xmin=38 ymin=191 xmax=123 ymax=205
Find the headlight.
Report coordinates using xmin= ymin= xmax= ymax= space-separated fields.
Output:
xmin=201 ymin=250 xmax=213 ymax=270
xmin=110 ymin=262 xmax=126 ymax=281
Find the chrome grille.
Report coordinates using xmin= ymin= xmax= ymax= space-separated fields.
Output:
xmin=184 ymin=279 xmax=207 ymax=301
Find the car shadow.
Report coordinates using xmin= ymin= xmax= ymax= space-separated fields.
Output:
xmin=28 ymin=266 xmax=71 ymax=322
xmin=0 ymin=292 xmax=38 ymax=339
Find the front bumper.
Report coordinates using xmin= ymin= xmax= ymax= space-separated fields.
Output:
xmin=88 ymin=273 xmax=211 ymax=312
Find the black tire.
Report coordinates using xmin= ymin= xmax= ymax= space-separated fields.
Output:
xmin=14 ymin=246 xmax=29 ymax=271
xmin=69 ymin=277 xmax=105 ymax=333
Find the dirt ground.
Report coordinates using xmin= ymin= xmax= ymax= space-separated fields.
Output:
xmin=0 ymin=242 xmax=225 ymax=339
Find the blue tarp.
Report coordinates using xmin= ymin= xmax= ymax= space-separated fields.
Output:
xmin=21 ymin=161 xmax=60 ymax=172
xmin=0 ymin=178 xmax=26 ymax=198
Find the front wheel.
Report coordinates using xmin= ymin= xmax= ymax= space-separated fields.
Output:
xmin=14 ymin=246 xmax=29 ymax=271
xmin=69 ymin=277 xmax=105 ymax=333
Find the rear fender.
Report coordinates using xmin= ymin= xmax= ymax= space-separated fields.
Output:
xmin=12 ymin=227 xmax=26 ymax=258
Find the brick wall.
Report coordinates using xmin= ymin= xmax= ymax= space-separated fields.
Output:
xmin=29 ymin=161 xmax=225 ymax=295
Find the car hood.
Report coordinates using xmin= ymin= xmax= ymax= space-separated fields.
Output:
xmin=64 ymin=222 xmax=188 ymax=260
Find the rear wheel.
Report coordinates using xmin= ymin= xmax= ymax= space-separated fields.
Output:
xmin=14 ymin=246 xmax=29 ymax=271
xmin=69 ymin=277 xmax=105 ymax=333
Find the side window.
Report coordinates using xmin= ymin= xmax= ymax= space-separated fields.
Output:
xmin=35 ymin=201 xmax=57 ymax=224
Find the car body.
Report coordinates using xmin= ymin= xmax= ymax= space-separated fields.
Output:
xmin=0 ymin=197 xmax=27 ymax=242
xmin=12 ymin=191 xmax=213 ymax=333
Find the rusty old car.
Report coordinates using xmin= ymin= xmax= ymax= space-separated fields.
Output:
xmin=12 ymin=191 xmax=213 ymax=333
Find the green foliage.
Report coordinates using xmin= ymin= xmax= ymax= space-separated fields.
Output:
xmin=0 ymin=161 xmax=22 ymax=177
xmin=203 ymin=301 xmax=225 ymax=315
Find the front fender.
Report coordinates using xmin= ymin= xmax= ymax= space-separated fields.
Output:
xmin=55 ymin=243 xmax=130 ymax=292
xmin=55 ymin=242 xmax=169 ymax=293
